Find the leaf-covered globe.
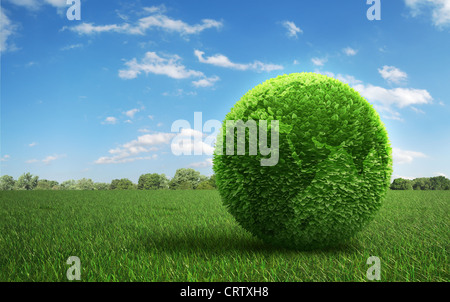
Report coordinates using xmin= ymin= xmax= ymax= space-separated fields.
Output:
xmin=213 ymin=72 xmax=392 ymax=250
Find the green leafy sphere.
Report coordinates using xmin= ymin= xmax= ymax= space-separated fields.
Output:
xmin=213 ymin=72 xmax=392 ymax=250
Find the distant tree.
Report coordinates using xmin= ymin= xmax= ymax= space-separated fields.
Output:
xmin=75 ymin=178 xmax=95 ymax=190
xmin=412 ymin=178 xmax=431 ymax=190
xmin=196 ymin=180 xmax=215 ymax=190
xmin=390 ymin=178 xmax=413 ymax=190
xmin=110 ymin=179 xmax=120 ymax=190
xmin=139 ymin=173 xmax=160 ymax=190
xmin=36 ymin=179 xmax=59 ymax=190
xmin=429 ymin=176 xmax=450 ymax=190
xmin=159 ymin=174 xmax=169 ymax=189
xmin=110 ymin=178 xmax=134 ymax=190
xmin=444 ymin=179 xmax=450 ymax=190
xmin=411 ymin=176 xmax=450 ymax=190
xmin=60 ymin=180 xmax=77 ymax=190
xmin=176 ymin=181 xmax=194 ymax=190
xmin=94 ymin=182 xmax=110 ymax=190
xmin=0 ymin=175 xmax=15 ymax=190
xmin=169 ymin=168 xmax=203 ymax=190
xmin=15 ymin=172 xmax=39 ymax=190
xmin=208 ymin=174 xmax=217 ymax=188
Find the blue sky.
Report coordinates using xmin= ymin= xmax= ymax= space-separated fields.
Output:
xmin=1 ymin=0 xmax=449 ymax=183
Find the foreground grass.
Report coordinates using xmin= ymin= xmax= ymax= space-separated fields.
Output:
xmin=0 ymin=190 xmax=448 ymax=282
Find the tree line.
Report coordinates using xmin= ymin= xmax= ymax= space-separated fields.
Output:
xmin=2 ymin=171 xmax=449 ymax=191
xmin=390 ymin=176 xmax=450 ymax=190
xmin=0 ymin=168 xmax=217 ymax=191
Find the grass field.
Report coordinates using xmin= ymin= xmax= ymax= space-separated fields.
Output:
xmin=0 ymin=190 xmax=448 ymax=282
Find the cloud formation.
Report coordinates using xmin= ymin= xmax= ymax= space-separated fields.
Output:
xmin=282 ymin=21 xmax=303 ymax=38
xmin=1 ymin=155 xmax=11 ymax=162
xmin=405 ymin=0 xmax=450 ymax=28
xmin=311 ymin=57 xmax=327 ymax=66
xmin=353 ymin=84 xmax=433 ymax=108
xmin=192 ymin=75 xmax=220 ymax=88
xmin=0 ymin=8 xmax=18 ymax=53
xmin=95 ymin=133 xmax=174 ymax=164
xmin=63 ymin=7 xmax=222 ymax=36
xmin=119 ymin=51 xmax=204 ymax=80
xmin=393 ymin=148 xmax=427 ymax=164
xmin=378 ymin=65 xmax=408 ymax=84
xmin=343 ymin=47 xmax=358 ymax=56
xmin=188 ymin=158 xmax=213 ymax=168
xmin=103 ymin=117 xmax=118 ymax=125
xmin=320 ymin=70 xmax=433 ymax=121
xmin=194 ymin=50 xmax=283 ymax=72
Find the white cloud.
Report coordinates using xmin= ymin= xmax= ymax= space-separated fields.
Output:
xmin=379 ymin=46 xmax=388 ymax=53
xmin=124 ymin=108 xmax=140 ymax=119
xmin=95 ymin=133 xmax=174 ymax=164
xmin=137 ymin=14 xmax=222 ymax=35
xmin=29 ymin=142 xmax=37 ymax=147
xmin=393 ymin=148 xmax=427 ymax=164
xmin=6 ymin=0 xmax=41 ymax=10
xmin=353 ymin=84 xmax=433 ymax=108
xmin=336 ymin=74 xmax=362 ymax=86
xmin=311 ymin=57 xmax=327 ymax=66
xmin=1 ymin=155 xmax=11 ymax=162
xmin=95 ymin=155 xmax=157 ymax=164
xmin=435 ymin=172 xmax=448 ymax=177
xmin=378 ymin=65 xmax=408 ymax=84
xmin=319 ymin=70 xmax=433 ymax=121
xmin=143 ymin=5 xmax=167 ymax=14
xmin=25 ymin=61 xmax=37 ymax=67
xmin=171 ymin=129 xmax=215 ymax=155
xmin=194 ymin=50 xmax=283 ymax=72
xmin=119 ymin=51 xmax=204 ymax=80
xmin=0 ymin=8 xmax=18 ymax=53
xmin=162 ymin=89 xmax=197 ymax=97
xmin=391 ymin=174 xmax=416 ymax=180
xmin=60 ymin=43 xmax=83 ymax=51
xmin=405 ymin=0 xmax=450 ymax=28
xmin=188 ymin=158 xmax=213 ymax=168
xmin=6 ymin=0 xmax=68 ymax=14
xmin=102 ymin=117 xmax=118 ymax=124
xmin=62 ymin=23 xmax=128 ymax=35
xmin=26 ymin=154 xmax=66 ymax=165
xmin=343 ymin=47 xmax=358 ymax=56
xmin=44 ymin=0 xmax=68 ymax=8
xmin=376 ymin=107 xmax=405 ymax=121
xmin=96 ymin=128 xmax=217 ymax=164
xmin=319 ymin=71 xmax=362 ymax=86
xmin=192 ymin=75 xmax=220 ymax=88
xmin=63 ymin=9 xmax=222 ymax=36
xmin=42 ymin=155 xmax=58 ymax=165
xmin=282 ymin=21 xmax=303 ymax=38
xmin=411 ymin=106 xmax=426 ymax=114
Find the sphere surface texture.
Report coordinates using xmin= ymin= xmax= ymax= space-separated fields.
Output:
xmin=213 ymin=73 xmax=392 ymax=249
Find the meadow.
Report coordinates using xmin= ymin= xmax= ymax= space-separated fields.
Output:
xmin=0 ymin=190 xmax=448 ymax=282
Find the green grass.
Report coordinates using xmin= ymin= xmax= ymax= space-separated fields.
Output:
xmin=0 ymin=190 xmax=448 ymax=282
